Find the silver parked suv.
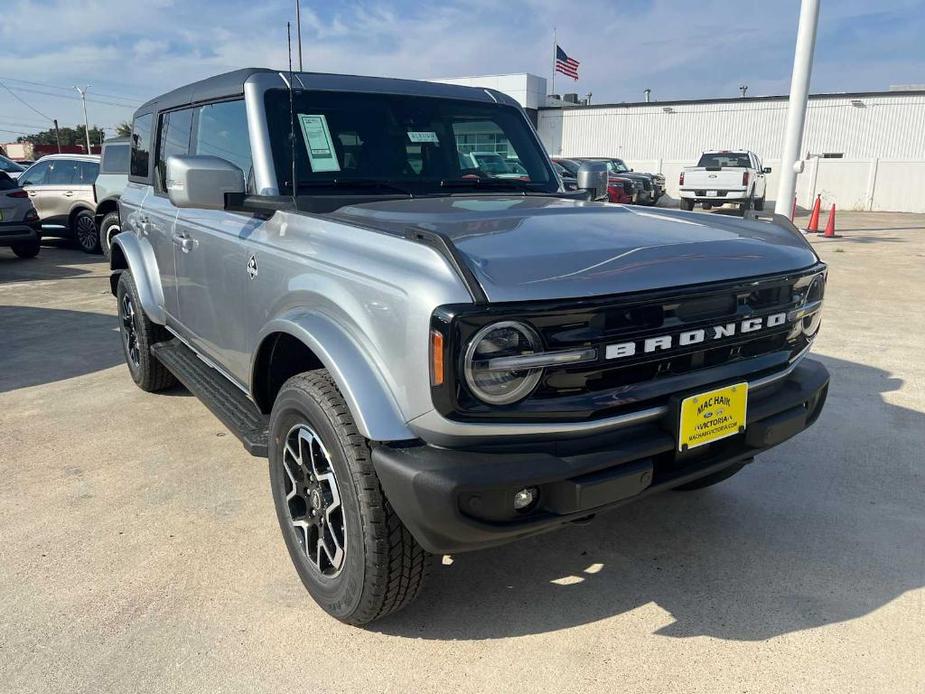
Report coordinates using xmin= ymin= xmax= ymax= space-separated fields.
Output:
xmin=17 ymin=153 xmax=100 ymax=253
xmin=112 ymin=69 xmax=829 ymax=625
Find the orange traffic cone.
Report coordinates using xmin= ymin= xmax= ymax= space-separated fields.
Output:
xmin=823 ymin=203 xmax=838 ymax=238
xmin=806 ymin=194 xmax=821 ymax=232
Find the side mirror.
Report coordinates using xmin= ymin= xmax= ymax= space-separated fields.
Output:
xmin=166 ymin=155 xmax=245 ymax=210
xmin=576 ymin=161 xmax=609 ymax=201
xmin=629 ymin=168 xmax=634 ymax=172
xmin=763 ymin=167 xmax=772 ymax=174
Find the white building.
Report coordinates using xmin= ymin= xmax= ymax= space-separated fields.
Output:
xmin=432 ymin=73 xmax=925 ymax=213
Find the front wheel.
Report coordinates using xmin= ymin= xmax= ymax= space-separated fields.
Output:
xmin=72 ymin=209 xmax=100 ymax=254
xmin=11 ymin=239 xmax=40 ymax=258
xmin=269 ymin=370 xmax=430 ymax=625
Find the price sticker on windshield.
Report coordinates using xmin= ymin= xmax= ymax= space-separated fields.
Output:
xmin=298 ymin=114 xmax=341 ymax=173
xmin=407 ymin=131 xmax=439 ymax=143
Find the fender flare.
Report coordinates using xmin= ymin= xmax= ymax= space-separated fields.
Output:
xmin=109 ymin=232 xmax=167 ymax=325
xmin=253 ymin=311 xmax=414 ymax=442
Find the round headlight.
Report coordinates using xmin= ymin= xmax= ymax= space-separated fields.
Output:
xmin=464 ymin=321 xmax=543 ymax=405
xmin=802 ymin=274 xmax=825 ymax=337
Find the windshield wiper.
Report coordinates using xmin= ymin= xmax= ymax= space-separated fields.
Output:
xmin=439 ymin=177 xmax=536 ymax=190
xmin=297 ymin=178 xmax=413 ymax=195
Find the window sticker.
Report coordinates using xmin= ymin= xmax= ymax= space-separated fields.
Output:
xmin=407 ymin=131 xmax=439 ymax=144
xmin=297 ymin=114 xmax=340 ymax=173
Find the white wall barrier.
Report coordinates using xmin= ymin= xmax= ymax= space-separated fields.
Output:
xmin=620 ymin=158 xmax=925 ymax=213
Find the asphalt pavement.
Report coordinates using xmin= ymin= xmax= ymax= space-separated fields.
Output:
xmin=1 ymin=212 xmax=923 ymax=693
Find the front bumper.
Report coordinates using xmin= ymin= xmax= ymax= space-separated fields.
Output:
xmin=0 ymin=220 xmax=41 ymax=246
xmin=372 ymin=358 xmax=829 ymax=554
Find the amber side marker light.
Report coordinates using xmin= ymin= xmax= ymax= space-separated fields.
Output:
xmin=430 ymin=330 xmax=445 ymax=386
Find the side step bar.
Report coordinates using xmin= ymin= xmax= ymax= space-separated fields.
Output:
xmin=151 ymin=339 xmax=269 ymax=457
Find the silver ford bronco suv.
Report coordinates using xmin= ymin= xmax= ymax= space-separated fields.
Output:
xmin=111 ymin=68 xmax=829 ymax=625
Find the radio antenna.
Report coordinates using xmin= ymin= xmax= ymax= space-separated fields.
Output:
xmin=286 ymin=21 xmax=298 ymax=205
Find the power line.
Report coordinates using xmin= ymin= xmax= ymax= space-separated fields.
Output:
xmin=3 ymin=84 xmax=138 ymax=109
xmin=0 ymin=76 xmax=143 ymax=105
xmin=0 ymin=80 xmax=54 ymax=122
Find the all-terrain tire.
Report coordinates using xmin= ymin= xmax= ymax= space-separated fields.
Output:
xmin=269 ymin=370 xmax=430 ymax=625
xmin=680 ymin=198 xmax=695 ymax=211
xmin=673 ymin=462 xmax=746 ymax=491
xmin=72 ymin=209 xmax=101 ymax=254
xmin=115 ymin=271 xmax=176 ymax=392
xmin=100 ymin=211 xmax=121 ymax=261
xmin=11 ymin=239 xmax=40 ymax=258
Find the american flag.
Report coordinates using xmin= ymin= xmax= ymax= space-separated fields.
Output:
xmin=555 ymin=45 xmax=580 ymax=80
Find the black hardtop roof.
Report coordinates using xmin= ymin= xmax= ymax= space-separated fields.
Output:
xmin=134 ymin=67 xmax=517 ymax=117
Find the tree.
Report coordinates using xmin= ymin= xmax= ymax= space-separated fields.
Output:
xmin=116 ymin=121 xmax=132 ymax=137
xmin=17 ymin=124 xmax=107 ymax=149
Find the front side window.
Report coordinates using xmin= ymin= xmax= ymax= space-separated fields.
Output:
xmin=264 ymin=89 xmax=554 ymax=196
xmin=193 ymin=100 xmax=253 ymax=187
xmin=130 ymin=113 xmax=153 ymax=179
xmin=607 ymin=159 xmax=630 ymax=174
xmin=100 ymin=144 xmax=130 ymax=174
xmin=18 ymin=161 xmax=50 ymax=186
xmin=155 ymin=108 xmax=194 ymax=193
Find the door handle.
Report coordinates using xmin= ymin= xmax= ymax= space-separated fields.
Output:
xmin=172 ymin=232 xmax=196 ymax=253
xmin=63 ymin=191 xmax=74 ymax=197
xmin=27 ymin=190 xmax=36 ymax=197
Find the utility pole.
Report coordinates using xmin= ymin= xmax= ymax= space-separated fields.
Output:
xmin=53 ymin=119 xmax=62 ymax=153
xmin=295 ymin=0 xmax=303 ymax=71
xmin=739 ymin=84 xmax=748 ymax=97
xmin=74 ymin=85 xmax=92 ymax=153
xmin=775 ymin=0 xmax=820 ymax=216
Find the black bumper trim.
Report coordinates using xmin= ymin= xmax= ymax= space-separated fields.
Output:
xmin=372 ymin=358 xmax=829 ymax=554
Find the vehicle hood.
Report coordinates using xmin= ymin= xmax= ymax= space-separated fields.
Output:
xmin=330 ymin=196 xmax=819 ymax=303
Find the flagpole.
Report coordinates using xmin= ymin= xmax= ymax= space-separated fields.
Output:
xmin=551 ymin=28 xmax=557 ymax=97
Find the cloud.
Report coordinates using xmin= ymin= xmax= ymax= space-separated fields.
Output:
xmin=0 ymin=0 xmax=922 ymax=138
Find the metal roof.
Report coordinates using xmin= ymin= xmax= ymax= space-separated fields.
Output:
xmin=541 ymin=88 xmax=925 ymax=111
xmin=135 ymin=68 xmax=517 ymax=117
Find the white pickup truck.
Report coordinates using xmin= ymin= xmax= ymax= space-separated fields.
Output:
xmin=679 ymin=150 xmax=771 ymax=213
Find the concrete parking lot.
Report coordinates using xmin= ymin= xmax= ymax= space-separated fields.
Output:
xmin=1 ymin=212 xmax=923 ymax=694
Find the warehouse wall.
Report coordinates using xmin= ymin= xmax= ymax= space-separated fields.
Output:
xmin=538 ymin=92 xmax=925 ymax=213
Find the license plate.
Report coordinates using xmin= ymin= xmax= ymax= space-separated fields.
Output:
xmin=706 ymin=190 xmax=718 ymax=197
xmin=678 ymin=382 xmax=748 ymax=451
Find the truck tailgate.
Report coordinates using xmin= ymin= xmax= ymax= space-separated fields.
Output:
xmin=683 ymin=167 xmax=747 ymax=189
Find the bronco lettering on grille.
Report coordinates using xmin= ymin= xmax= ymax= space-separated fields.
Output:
xmin=605 ymin=312 xmax=787 ymax=360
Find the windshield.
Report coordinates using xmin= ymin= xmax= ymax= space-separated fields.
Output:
xmin=264 ymin=89 xmax=555 ymax=195
xmin=0 ymin=155 xmax=25 ymax=173
xmin=605 ymin=159 xmax=630 ymax=174
xmin=697 ymin=153 xmax=752 ymax=168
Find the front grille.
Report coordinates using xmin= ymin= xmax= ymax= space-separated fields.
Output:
xmin=435 ymin=267 xmax=824 ymax=423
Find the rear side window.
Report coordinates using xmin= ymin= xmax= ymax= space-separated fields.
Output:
xmin=101 ymin=144 xmax=130 ymax=174
xmin=47 ymin=159 xmax=79 ymax=185
xmin=155 ymin=108 xmax=194 ymax=193
xmin=193 ymin=100 xmax=253 ymax=187
xmin=77 ymin=161 xmax=99 ymax=183
xmin=130 ymin=113 xmax=153 ymax=179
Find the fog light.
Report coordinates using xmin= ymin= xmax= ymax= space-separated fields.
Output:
xmin=513 ymin=487 xmax=538 ymax=512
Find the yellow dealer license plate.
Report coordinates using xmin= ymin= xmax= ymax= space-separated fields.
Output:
xmin=678 ymin=383 xmax=748 ymax=451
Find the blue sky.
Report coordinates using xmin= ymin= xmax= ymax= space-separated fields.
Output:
xmin=1 ymin=0 xmax=922 ymax=141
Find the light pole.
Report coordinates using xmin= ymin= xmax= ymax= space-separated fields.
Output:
xmin=295 ymin=0 xmax=303 ymax=71
xmin=74 ymin=85 xmax=92 ymax=153
xmin=775 ymin=0 xmax=821 ymax=216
